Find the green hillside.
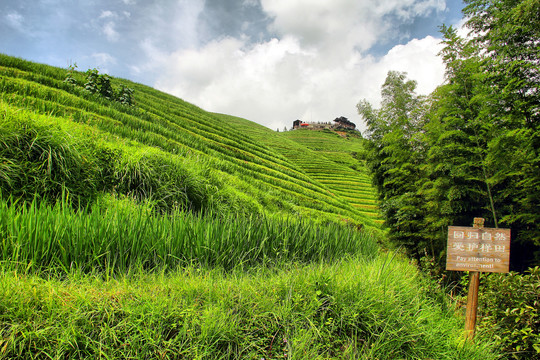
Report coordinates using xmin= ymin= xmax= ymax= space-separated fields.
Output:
xmin=281 ymin=129 xmax=380 ymax=222
xmin=214 ymin=114 xmax=381 ymax=224
xmin=0 ymin=54 xmax=499 ymax=359
xmin=0 ymin=54 xmax=378 ymax=229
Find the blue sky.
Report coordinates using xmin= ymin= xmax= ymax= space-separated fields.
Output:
xmin=1 ymin=0 xmax=465 ymax=131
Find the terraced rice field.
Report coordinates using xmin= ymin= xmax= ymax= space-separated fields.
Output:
xmin=216 ymin=114 xmax=382 ymax=224
xmin=0 ymin=54 xmax=379 ymax=228
xmin=280 ymin=129 xmax=381 ymax=223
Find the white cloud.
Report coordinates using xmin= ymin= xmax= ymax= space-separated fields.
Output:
xmin=154 ymin=33 xmax=445 ymax=133
xmin=412 ymin=0 xmax=446 ymax=16
xmin=88 ymin=52 xmax=117 ymax=73
xmin=146 ymin=0 xmax=451 ymax=133
xmin=129 ymin=0 xmax=205 ymax=76
xmin=242 ymin=0 xmax=259 ymax=6
xmin=375 ymin=35 xmax=445 ymax=100
xmin=455 ymin=17 xmax=470 ymax=38
xmin=102 ymin=22 xmax=119 ymax=42
xmin=260 ymin=0 xmax=446 ymax=52
xmin=261 ymin=0 xmax=378 ymax=51
xmin=5 ymin=11 xmax=24 ymax=32
xmin=99 ymin=10 xmax=116 ymax=19
xmin=95 ymin=11 xmax=123 ymax=42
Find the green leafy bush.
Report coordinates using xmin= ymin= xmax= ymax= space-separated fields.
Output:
xmin=63 ymin=63 xmax=78 ymax=86
xmin=98 ymin=73 xmax=114 ymax=100
xmin=84 ymin=68 xmax=99 ymax=94
xmin=81 ymin=68 xmax=134 ymax=105
xmin=478 ymin=267 xmax=540 ymax=359
xmin=117 ymin=84 xmax=134 ymax=105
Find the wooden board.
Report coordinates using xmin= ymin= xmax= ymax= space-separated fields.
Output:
xmin=446 ymin=226 xmax=510 ymax=273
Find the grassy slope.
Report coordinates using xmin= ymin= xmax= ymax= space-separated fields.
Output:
xmin=0 ymin=257 xmax=496 ymax=360
xmin=215 ymin=114 xmax=381 ymax=223
xmin=0 ymin=54 xmax=499 ymax=358
xmin=0 ymin=54 xmax=377 ymax=229
xmin=280 ymin=129 xmax=379 ymax=220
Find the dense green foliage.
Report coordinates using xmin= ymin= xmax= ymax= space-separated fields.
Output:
xmin=0 ymin=196 xmax=378 ymax=274
xmin=81 ymin=68 xmax=134 ymax=105
xmin=477 ymin=267 xmax=540 ymax=359
xmin=357 ymin=71 xmax=427 ymax=253
xmin=0 ymin=257 xmax=497 ymax=359
xmin=460 ymin=0 xmax=540 ymax=266
xmin=358 ymin=0 xmax=539 ymax=270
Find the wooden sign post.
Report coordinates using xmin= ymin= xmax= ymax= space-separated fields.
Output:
xmin=446 ymin=218 xmax=511 ymax=340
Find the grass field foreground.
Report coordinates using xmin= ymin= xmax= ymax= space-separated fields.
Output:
xmin=0 ymin=256 xmax=497 ymax=360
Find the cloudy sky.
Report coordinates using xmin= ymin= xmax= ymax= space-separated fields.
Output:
xmin=1 ymin=0 xmax=464 ymax=132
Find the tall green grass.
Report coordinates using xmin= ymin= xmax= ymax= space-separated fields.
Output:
xmin=0 ymin=99 xmax=265 ymax=215
xmin=0 ymin=98 xmax=101 ymax=207
xmin=0 ymin=256 xmax=498 ymax=359
xmin=0 ymin=195 xmax=379 ymax=274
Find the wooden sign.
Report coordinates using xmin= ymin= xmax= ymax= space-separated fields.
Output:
xmin=446 ymin=225 xmax=510 ymax=273
xmin=446 ymin=218 xmax=512 ymax=340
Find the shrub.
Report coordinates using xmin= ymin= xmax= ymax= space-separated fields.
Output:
xmin=63 ymin=63 xmax=78 ymax=86
xmin=80 ymin=68 xmax=134 ymax=105
xmin=477 ymin=267 xmax=540 ymax=359
xmin=117 ymin=84 xmax=134 ymax=106
xmin=98 ymin=73 xmax=114 ymax=100
xmin=84 ymin=68 xmax=99 ymax=94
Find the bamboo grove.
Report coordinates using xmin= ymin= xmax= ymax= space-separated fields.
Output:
xmin=358 ymin=0 xmax=539 ymax=272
